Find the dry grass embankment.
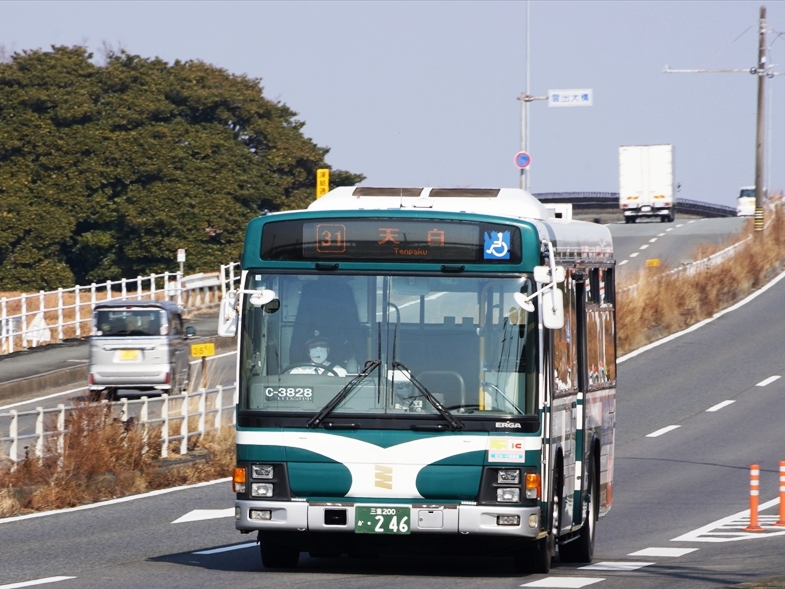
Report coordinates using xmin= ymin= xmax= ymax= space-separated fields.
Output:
xmin=0 ymin=402 xmax=234 ymax=517
xmin=617 ymin=201 xmax=785 ymax=355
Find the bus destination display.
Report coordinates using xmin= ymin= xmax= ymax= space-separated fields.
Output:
xmin=260 ymin=219 xmax=521 ymax=263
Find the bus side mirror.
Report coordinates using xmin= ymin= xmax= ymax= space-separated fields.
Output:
xmin=218 ymin=291 xmax=239 ymax=337
xmin=542 ymin=287 xmax=565 ymax=330
xmin=533 ymin=265 xmax=565 ymax=284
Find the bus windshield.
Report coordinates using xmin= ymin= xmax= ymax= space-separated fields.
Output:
xmin=239 ymin=273 xmax=538 ymax=418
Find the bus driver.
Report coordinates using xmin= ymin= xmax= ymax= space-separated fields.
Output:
xmin=289 ymin=334 xmax=347 ymax=376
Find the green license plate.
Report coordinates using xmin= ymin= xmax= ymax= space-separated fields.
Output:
xmin=355 ymin=506 xmax=411 ymax=535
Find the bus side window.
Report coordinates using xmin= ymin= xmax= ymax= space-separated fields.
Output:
xmin=553 ymin=272 xmax=577 ymax=394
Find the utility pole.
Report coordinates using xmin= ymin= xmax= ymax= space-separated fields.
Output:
xmin=665 ymin=5 xmax=782 ymax=233
xmin=518 ymin=92 xmax=547 ymax=192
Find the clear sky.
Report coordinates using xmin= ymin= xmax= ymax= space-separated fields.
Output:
xmin=2 ymin=1 xmax=784 ymax=207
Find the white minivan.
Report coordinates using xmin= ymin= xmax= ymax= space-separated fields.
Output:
xmin=88 ymin=300 xmax=195 ymax=400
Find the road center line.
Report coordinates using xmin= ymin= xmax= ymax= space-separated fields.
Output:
xmin=629 ymin=547 xmax=697 ymax=557
xmin=521 ymin=578 xmax=604 ymax=588
xmin=646 ymin=425 xmax=680 ymax=438
xmin=640 ymin=244 xmax=649 ymax=250
xmin=649 ymin=238 xmax=658 ymax=243
xmin=0 ymin=577 xmax=76 ymax=589
xmin=193 ymin=542 xmax=257 ymax=555
xmin=629 ymin=252 xmax=639 ymax=258
xmin=706 ymin=400 xmax=735 ymax=412
xmin=619 ymin=260 xmax=628 ymax=265
xmin=581 ymin=562 xmax=654 ymax=571
xmin=755 ymin=375 xmax=781 ymax=387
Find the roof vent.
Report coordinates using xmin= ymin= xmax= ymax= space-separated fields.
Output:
xmin=352 ymin=187 xmax=423 ymax=197
xmin=428 ymin=188 xmax=501 ymax=198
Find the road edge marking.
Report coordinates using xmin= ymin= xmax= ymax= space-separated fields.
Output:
xmin=619 ymin=267 xmax=785 ymax=364
xmin=0 ymin=478 xmax=231 ymax=525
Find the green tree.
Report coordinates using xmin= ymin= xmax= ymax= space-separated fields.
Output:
xmin=0 ymin=46 xmax=364 ymax=290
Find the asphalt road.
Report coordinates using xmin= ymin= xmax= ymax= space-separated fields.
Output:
xmin=609 ymin=217 xmax=747 ymax=276
xmin=3 ymin=216 xmax=784 ymax=589
xmin=3 ymin=269 xmax=785 ymax=588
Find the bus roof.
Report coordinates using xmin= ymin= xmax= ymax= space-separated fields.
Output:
xmin=308 ymin=186 xmax=551 ymax=220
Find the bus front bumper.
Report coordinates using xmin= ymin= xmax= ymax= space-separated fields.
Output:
xmin=235 ymin=500 xmax=542 ymax=538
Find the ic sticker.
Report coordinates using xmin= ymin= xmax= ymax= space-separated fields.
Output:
xmin=488 ymin=437 xmax=526 ymax=463
xmin=484 ymin=231 xmax=511 ymax=260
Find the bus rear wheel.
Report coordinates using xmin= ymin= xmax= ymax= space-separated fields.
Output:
xmin=259 ymin=537 xmax=299 ymax=569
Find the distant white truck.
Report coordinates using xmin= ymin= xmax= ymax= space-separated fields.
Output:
xmin=619 ymin=144 xmax=675 ymax=223
xmin=736 ymin=186 xmax=756 ymax=217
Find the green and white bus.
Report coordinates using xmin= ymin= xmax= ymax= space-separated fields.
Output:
xmin=219 ymin=187 xmax=616 ymax=573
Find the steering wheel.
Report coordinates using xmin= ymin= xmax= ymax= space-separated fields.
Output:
xmin=283 ymin=363 xmax=340 ymax=377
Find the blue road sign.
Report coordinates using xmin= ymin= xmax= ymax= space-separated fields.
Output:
xmin=514 ymin=151 xmax=531 ymax=169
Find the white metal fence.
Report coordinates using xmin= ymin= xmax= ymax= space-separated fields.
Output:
xmin=0 ymin=385 xmax=236 ymax=463
xmin=0 ymin=262 xmax=241 ymax=357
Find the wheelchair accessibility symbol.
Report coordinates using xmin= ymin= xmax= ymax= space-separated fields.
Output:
xmin=484 ymin=231 xmax=511 ymax=260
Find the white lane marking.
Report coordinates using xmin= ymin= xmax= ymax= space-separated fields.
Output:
xmin=629 ymin=547 xmax=697 ymax=557
xmin=193 ymin=542 xmax=257 ymax=555
xmin=172 ymin=508 xmax=234 ymax=523
xmin=666 ymin=228 xmax=674 ymax=232
xmin=0 ymin=387 xmax=87 ymax=410
xmin=580 ymin=562 xmax=654 ymax=571
xmin=649 ymin=238 xmax=658 ymax=243
xmin=657 ymin=233 xmax=666 ymax=237
xmin=619 ymin=260 xmax=628 ymax=266
xmin=629 ymin=252 xmax=639 ymax=258
xmin=688 ymin=220 xmax=697 ymax=224
xmin=521 ymin=578 xmax=604 ymax=588
xmin=0 ymin=578 xmax=76 ymax=589
xmin=676 ymin=223 xmax=684 ymax=227
xmin=619 ymin=267 xmax=785 ymax=364
xmin=646 ymin=425 xmax=680 ymax=438
xmin=756 ymin=375 xmax=781 ymax=387
xmin=671 ymin=497 xmax=783 ymax=542
xmin=706 ymin=400 xmax=735 ymax=412
xmin=0 ymin=478 xmax=230 ymax=525
xmin=639 ymin=245 xmax=649 ymax=250
xmin=0 ymin=351 xmax=237 ymax=411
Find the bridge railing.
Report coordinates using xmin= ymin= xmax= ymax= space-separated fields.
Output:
xmin=0 ymin=385 xmax=237 ymax=463
xmin=533 ymin=192 xmax=737 ymax=218
xmin=0 ymin=263 xmax=241 ymax=356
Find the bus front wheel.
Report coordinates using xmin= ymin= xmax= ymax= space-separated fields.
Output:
xmin=259 ymin=537 xmax=299 ymax=569
xmin=559 ymin=464 xmax=597 ymax=563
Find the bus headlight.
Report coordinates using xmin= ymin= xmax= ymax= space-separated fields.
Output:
xmin=497 ymin=488 xmax=521 ymax=502
xmin=252 ymin=464 xmax=274 ymax=479
xmin=497 ymin=469 xmax=520 ymax=484
xmin=251 ymin=483 xmax=274 ymax=498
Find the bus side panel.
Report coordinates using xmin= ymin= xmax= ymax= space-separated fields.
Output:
xmin=585 ymin=387 xmax=615 ymax=516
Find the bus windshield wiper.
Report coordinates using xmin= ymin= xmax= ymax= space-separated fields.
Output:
xmin=392 ymin=361 xmax=464 ymax=431
xmin=307 ymin=360 xmax=381 ymax=429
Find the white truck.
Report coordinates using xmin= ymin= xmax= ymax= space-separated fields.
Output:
xmin=736 ymin=186 xmax=756 ymax=217
xmin=619 ymin=144 xmax=675 ymax=223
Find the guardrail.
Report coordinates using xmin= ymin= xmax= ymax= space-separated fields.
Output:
xmin=534 ymin=192 xmax=737 ymax=218
xmin=0 ymin=385 xmax=236 ymax=462
xmin=0 ymin=262 xmax=242 ymax=357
